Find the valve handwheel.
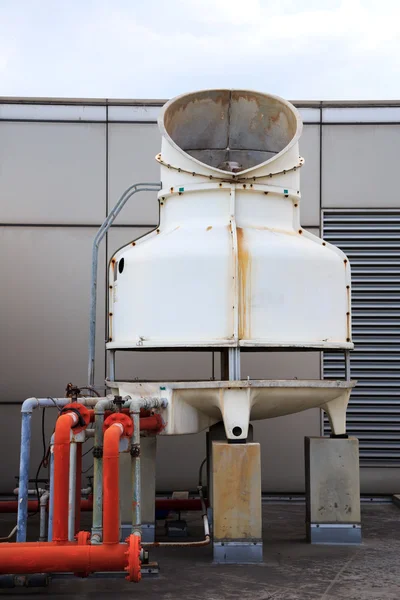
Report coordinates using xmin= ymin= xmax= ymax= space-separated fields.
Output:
xmin=125 ymin=534 xmax=142 ymax=582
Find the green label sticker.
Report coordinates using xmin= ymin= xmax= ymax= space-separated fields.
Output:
xmin=284 ymin=189 xmax=288 ymax=194
xmin=179 ymin=187 xmax=184 ymax=192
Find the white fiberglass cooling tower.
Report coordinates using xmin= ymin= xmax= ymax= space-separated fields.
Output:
xmin=107 ymin=89 xmax=354 ymax=440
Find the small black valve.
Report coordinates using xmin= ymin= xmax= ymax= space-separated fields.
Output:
xmin=113 ymin=395 xmax=124 ymax=412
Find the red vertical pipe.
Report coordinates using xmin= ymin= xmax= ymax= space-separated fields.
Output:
xmin=53 ymin=413 xmax=77 ymax=542
xmin=103 ymin=423 xmax=123 ymax=544
xmin=74 ymin=443 xmax=82 ymax=535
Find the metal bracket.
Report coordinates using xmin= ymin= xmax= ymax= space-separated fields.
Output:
xmin=308 ymin=523 xmax=361 ymax=545
xmin=213 ymin=541 xmax=263 ymax=564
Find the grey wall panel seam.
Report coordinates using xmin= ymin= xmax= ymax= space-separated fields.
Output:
xmin=0 ymin=118 xmax=320 ymax=126
xmin=105 ymin=105 xmax=109 ymax=382
xmin=0 ymin=119 xmax=108 ymax=124
xmin=321 ymin=122 xmax=400 ymax=126
xmin=0 ymin=223 xmax=158 ymax=228
xmin=319 ymin=104 xmax=323 ymax=436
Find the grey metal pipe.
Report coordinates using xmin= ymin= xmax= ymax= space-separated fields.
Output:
xmin=39 ymin=491 xmax=50 ymax=542
xmin=108 ymin=350 xmax=116 ymax=381
xmin=127 ymin=397 xmax=168 ymax=537
xmin=68 ymin=442 xmax=77 ymax=541
xmin=16 ymin=410 xmax=32 ymax=542
xmin=131 ymin=410 xmax=141 ymax=535
xmin=17 ymin=397 xmax=105 ymax=543
xmin=91 ymin=398 xmax=115 ymax=543
xmin=345 ymin=349 xmax=351 ymax=381
xmin=87 ymin=182 xmax=161 ymax=387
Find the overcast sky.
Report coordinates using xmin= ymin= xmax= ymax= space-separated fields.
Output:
xmin=1 ymin=0 xmax=400 ymax=101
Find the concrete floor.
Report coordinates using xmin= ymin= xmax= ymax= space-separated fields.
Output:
xmin=1 ymin=503 xmax=400 ymax=599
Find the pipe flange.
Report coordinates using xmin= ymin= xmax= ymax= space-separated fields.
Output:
xmin=103 ymin=413 xmax=134 ymax=438
xmin=60 ymin=403 xmax=91 ymax=433
xmin=124 ymin=534 xmax=142 ymax=582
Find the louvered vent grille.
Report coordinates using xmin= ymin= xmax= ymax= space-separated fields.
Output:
xmin=323 ymin=211 xmax=400 ymax=466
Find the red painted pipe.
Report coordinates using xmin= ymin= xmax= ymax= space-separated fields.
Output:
xmin=53 ymin=413 xmax=77 ymax=542
xmin=139 ymin=414 xmax=163 ymax=432
xmin=103 ymin=424 xmax=123 ymax=544
xmin=0 ymin=542 xmax=128 ymax=574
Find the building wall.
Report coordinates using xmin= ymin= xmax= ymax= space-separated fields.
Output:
xmin=0 ymin=99 xmax=399 ymax=494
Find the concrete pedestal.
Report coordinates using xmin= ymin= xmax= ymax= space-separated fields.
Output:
xmin=212 ymin=441 xmax=262 ymax=563
xmin=305 ymin=436 xmax=361 ymax=545
xmin=120 ymin=436 xmax=157 ymax=542
xmin=207 ymin=422 xmax=253 ymax=513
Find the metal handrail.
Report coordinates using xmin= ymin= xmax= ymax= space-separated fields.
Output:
xmin=88 ymin=183 xmax=161 ymax=386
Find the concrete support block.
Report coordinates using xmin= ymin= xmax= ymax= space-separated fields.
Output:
xmin=305 ymin=436 xmax=361 ymax=544
xmin=212 ymin=441 xmax=262 ymax=563
xmin=207 ymin=422 xmax=253 ymax=511
xmin=120 ymin=436 xmax=157 ymax=542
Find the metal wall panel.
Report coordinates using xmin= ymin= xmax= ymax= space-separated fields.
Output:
xmin=0 ymin=227 xmax=106 ymax=402
xmin=0 ymin=122 xmax=106 ymax=224
xmin=299 ymin=125 xmax=320 ymax=227
xmin=322 ymin=125 xmax=400 ymax=208
xmin=323 ymin=211 xmax=400 ymax=465
xmin=107 ymin=124 xmax=160 ymax=225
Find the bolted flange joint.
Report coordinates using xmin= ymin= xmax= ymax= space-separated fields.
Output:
xmin=59 ymin=403 xmax=91 ymax=433
xmin=103 ymin=412 xmax=134 ymax=437
xmin=124 ymin=534 xmax=142 ymax=582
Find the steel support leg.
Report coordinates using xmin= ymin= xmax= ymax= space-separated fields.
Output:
xmin=16 ymin=412 xmax=32 ymax=542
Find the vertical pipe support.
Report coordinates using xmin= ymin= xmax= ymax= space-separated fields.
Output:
xmin=130 ymin=407 xmax=141 ymax=536
xmin=126 ymin=396 xmax=167 ymax=536
xmin=39 ymin=491 xmax=50 ymax=542
xmin=75 ymin=442 xmax=82 ymax=535
xmin=68 ymin=441 xmax=78 ymax=541
xmin=91 ymin=398 xmax=114 ymax=543
xmin=16 ymin=411 xmax=33 ymax=542
xmin=109 ymin=350 xmax=116 ymax=382
xmin=228 ymin=347 xmax=241 ymax=381
xmin=345 ymin=349 xmax=351 ymax=382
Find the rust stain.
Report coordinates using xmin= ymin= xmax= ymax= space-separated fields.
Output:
xmin=213 ymin=443 xmax=261 ymax=540
xmin=206 ymin=226 xmax=212 ymax=231
xmin=237 ymin=227 xmax=251 ymax=340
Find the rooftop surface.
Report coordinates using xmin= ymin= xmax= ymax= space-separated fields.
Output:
xmin=0 ymin=503 xmax=399 ymax=599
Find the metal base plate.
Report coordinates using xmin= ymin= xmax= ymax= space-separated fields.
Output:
xmin=213 ymin=541 xmax=263 ymax=564
xmin=308 ymin=523 xmax=362 ymax=545
xmin=0 ymin=565 xmax=160 ymax=587
xmin=120 ymin=523 xmax=155 ymax=543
